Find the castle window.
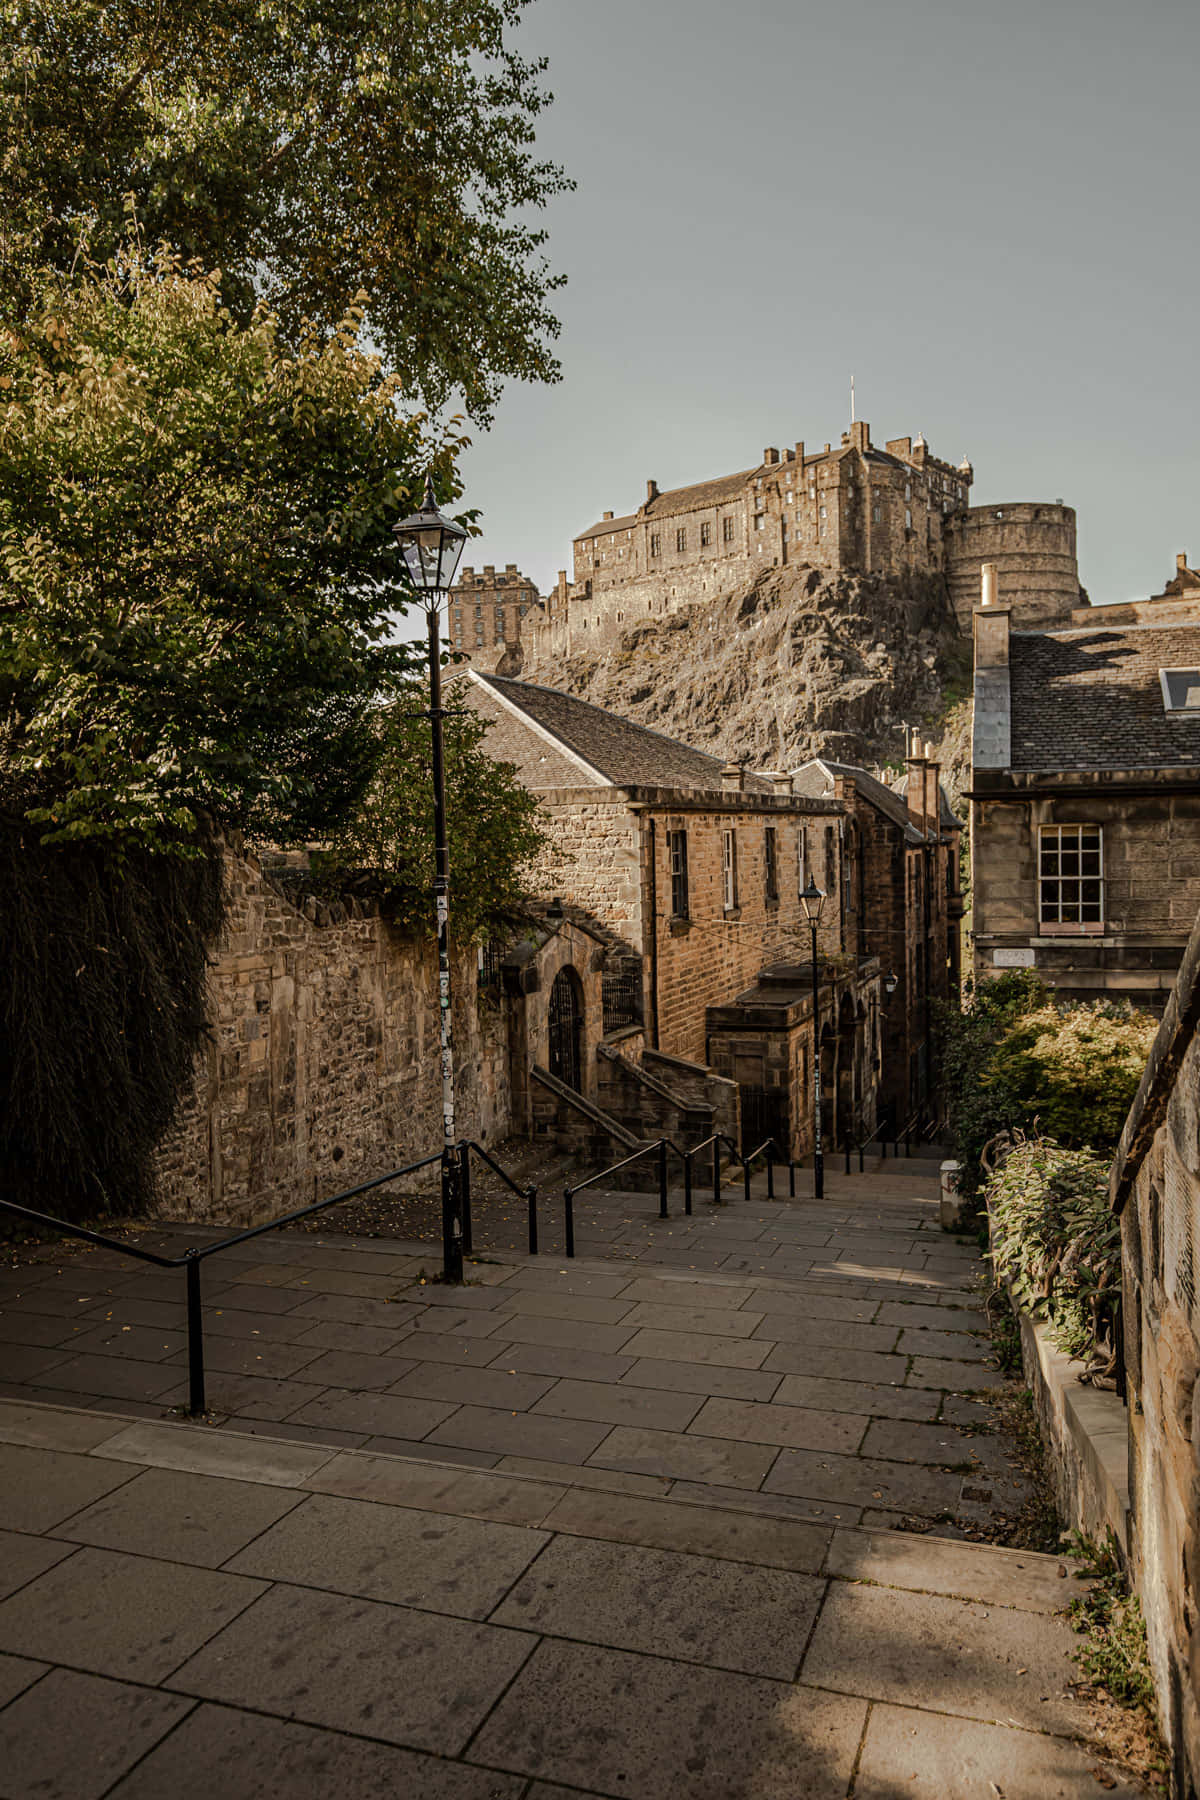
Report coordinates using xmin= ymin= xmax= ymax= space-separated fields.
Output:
xmin=873 ymin=505 xmax=882 ymax=523
xmin=723 ymin=516 xmax=735 ymax=543
xmin=669 ymin=830 xmax=690 ymax=919
xmin=797 ymin=824 xmax=808 ymax=891
xmin=905 ymin=509 xmax=912 ymax=531
xmin=1039 ymin=824 xmax=1103 ymax=930
xmin=722 ymin=830 xmax=738 ymax=911
xmin=754 ymin=514 xmax=764 ymax=533
xmin=764 ymin=827 xmax=779 ymax=905
xmin=676 ymin=528 xmax=686 ymax=553
xmin=701 ymin=521 xmax=712 ymax=547
xmin=650 ymin=533 xmax=661 ymax=557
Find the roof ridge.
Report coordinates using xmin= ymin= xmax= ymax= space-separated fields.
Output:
xmin=481 ymin=670 xmax=727 ymax=767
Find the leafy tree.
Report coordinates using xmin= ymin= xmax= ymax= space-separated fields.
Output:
xmin=318 ymin=695 xmax=546 ymax=939
xmin=0 ymin=248 xmax=463 ymax=857
xmin=0 ymin=0 xmax=570 ymax=419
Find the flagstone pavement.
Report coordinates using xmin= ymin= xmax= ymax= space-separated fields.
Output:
xmin=0 ymin=1160 xmax=1146 ymax=1796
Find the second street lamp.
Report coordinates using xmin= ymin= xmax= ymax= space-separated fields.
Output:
xmin=393 ymin=474 xmax=468 ymax=1281
xmin=799 ymin=878 xmax=826 ymax=1201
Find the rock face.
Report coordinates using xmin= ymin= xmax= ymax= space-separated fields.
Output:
xmin=511 ymin=563 xmax=971 ymax=789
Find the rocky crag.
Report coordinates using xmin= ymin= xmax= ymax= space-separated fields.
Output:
xmin=510 ymin=564 xmax=973 ymax=799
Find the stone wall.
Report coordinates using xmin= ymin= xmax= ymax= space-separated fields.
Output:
xmin=945 ymin=502 xmax=1082 ymax=630
xmin=971 ymin=789 xmax=1200 ymax=1010
xmin=154 ymin=849 xmax=512 ymax=1227
xmin=1110 ymin=909 xmax=1200 ymax=1799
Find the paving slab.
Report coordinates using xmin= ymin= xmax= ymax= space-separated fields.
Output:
xmin=305 ymin=1448 xmax=566 ymax=1526
xmin=617 ymin=1357 xmax=781 ymax=1402
xmin=0 ymin=1400 xmax=124 ymax=1453
xmin=492 ymin=1534 xmax=824 ymax=1677
xmin=0 ymin=1312 xmax=82 ymax=1349
xmin=286 ymin=1348 xmax=415 ymax=1390
xmin=897 ymin=1327 xmax=991 ymax=1360
xmin=762 ymin=1343 xmax=910 ymax=1384
xmin=0 ymin=1650 xmax=49 ymax=1708
xmin=389 ymin=1361 xmax=555 ymax=1411
xmin=852 ymin=1701 xmax=1143 ymax=1799
xmin=490 ymin=1290 xmax=636 ymax=1325
xmin=825 ymin=1527 xmax=1078 ymax=1613
xmin=287 ymin=1389 xmax=458 ymax=1440
xmin=470 ymin=1639 xmax=867 ymax=1800
xmin=753 ymin=1314 xmax=901 ymax=1352
xmin=55 ymin=1466 xmax=304 ymax=1567
xmin=532 ymin=1377 xmax=703 ymax=1433
xmin=619 ymin=1301 xmax=763 ymax=1338
xmin=402 ymin=1330 xmax=515 ymax=1367
xmin=482 ymin=1313 xmax=638 ymax=1355
xmin=907 ymin=1356 xmax=1008 ymax=1392
xmin=92 ymin=1419 xmax=338 ymax=1486
xmin=291 ymin=1319 xmax=414 ymax=1356
xmin=615 ymin=1276 xmax=757 ymax=1308
xmin=226 ymin=1490 xmax=547 ymax=1616
xmin=426 ymin=1404 xmax=611 ymax=1464
xmin=0 ymin=1527 xmax=75 ymax=1600
xmin=492 ymin=1456 xmax=671 ymax=1497
xmin=27 ymin=1353 xmax=182 ymax=1404
xmin=801 ymin=1580 xmax=1092 ymax=1736
xmin=616 ymin=1327 xmax=770 ymax=1369
xmin=771 ymin=1373 xmax=940 ymax=1421
xmin=0 ymin=1442 xmax=136 ymax=1532
xmin=0 ymin=1667 xmax=195 ymax=1800
xmin=106 ymin=1703 xmax=527 ymax=1800
xmin=497 ymin=1268 xmax=633 ymax=1298
xmin=746 ymin=1289 xmax=877 ymax=1322
xmin=861 ymin=1415 xmax=1009 ymax=1471
xmin=359 ymin=1435 xmax=500 ymax=1468
xmin=588 ymin=1424 xmax=778 ymax=1489
xmin=540 ymin=1485 xmax=830 ymax=1572
xmin=0 ymin=1545 xmax=265 ymax=1682
xmin=667 ymin=1480 xmax=862 ymax=1526
xmin=689 ymin=1395 xmax=868 ymax=1455
xmin=875 ymin=1301 xmax=988 ymax=1331
xmin=170 ymin=1581 xmax=536 ymax=1755
xmin=764 ymin=1447 xmax=965 ymax=1515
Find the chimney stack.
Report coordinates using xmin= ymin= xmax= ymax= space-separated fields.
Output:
xmin=720 ymin=763 xmax=746 ymax=793
xmin=905 ymin=729 xmax=927 ymax=831
xmin=763 ymin=447 xmax=780 ymax=466
xmin=646 ymin=479 xmax=659 ymax=502
xmin=603 ymin=510 xmax=614 ymax=521
xmin=923 ymin=742 xmax=941 ymax=839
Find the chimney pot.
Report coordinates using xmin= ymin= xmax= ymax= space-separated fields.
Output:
xmin=980 ymin=562 xmax=999 ymax=609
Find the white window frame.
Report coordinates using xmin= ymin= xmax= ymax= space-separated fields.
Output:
xmin=1159 ymin=668 xmax=1200 ymax=713
xmin=722 ymin=829 xmax=738 ymax=911
xmin=1038 ymin=824 xmax=1104 ymax=933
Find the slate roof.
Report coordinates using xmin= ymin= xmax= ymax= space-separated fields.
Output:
xmin=1008 ymin=625 xmax=1200 ymax=772
xmin=576 ymin=469 xmax=756 ymax=541
xmin=791 ymin=758 xmax=927 ymax=843
xmin=474 ymin=671 xmax=774 ymax=793
xmin=576 ymin=510 xmax=640 ymax=540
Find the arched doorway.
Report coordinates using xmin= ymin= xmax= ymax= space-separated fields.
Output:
xmin=548 ymin=966 xmax=583 ymax=1091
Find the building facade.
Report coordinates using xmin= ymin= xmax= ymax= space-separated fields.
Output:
xmin=970 ymin=580 xmax=1200 ymax=1010
xmin=792 ymin=739 xmax=963 ymax=1129
xmin=449 ymin=564 xmax=538 ymax=669
xmin=464 ymin=669 xmax=882 ymax=1159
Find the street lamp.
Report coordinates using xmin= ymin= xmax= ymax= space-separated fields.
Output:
xmin=393 ymin=474 xmax=468 ymax=1281
xmin=799 ymin=878 xmax=826 ymax=1201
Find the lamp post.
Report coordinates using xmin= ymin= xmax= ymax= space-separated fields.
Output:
xmin=800 ymin=879 xmax=826 ymax=1200
xmin=393 ymin=475 xmax=468 ymax=1282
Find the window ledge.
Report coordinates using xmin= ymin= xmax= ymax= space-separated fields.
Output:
xmin=724 ymin=907 xmax=742 ymax=921
xmin=668 ymin=917 xmax=692 ymax=937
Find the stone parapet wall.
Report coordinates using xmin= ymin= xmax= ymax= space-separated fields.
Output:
xmin=154 ymin=849 xmax=511 ymax=1228
xmin=1110 ymin=907 xmax=1200 ymax=1798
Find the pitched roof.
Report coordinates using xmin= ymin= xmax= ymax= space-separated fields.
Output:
xmin=1008 ymin=625 xmax=1200 ymax=771
xmin=576 ymin=510 xmax=640 ymax=540
xmin=790 ymin=758 xmax=926 ymax=842
xmin=472 ymin=671 xmax=774 ymax=793
xmin=575 ymin=469 xmax=755 ymax=541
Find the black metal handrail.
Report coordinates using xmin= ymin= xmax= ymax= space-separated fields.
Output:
xmin=460 ymin=1139 xmax=540 ymax=1257
xmin=0 ymin=1143 xmax=517 ymax=1421
xmin=562 ymin=1130 xmax=800 ymax=1259
xmin=842 ymin=1116 xmax=888 ymax=1174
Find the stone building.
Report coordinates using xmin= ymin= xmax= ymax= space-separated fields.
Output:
xmin=970 ymin=571 xmax=1200 ymax=1009
xmin=528 ymin=422 xmax=972 ymax=659
xmin=1110 ymin=904 xmax=1200 ymax=1798
xmin=463 ymin=669 xmax=882 ymax=1160
xmin=944 ymin=501 xmax=1085 ymax=630
xmin=792 ymin=736 xmax=963 ymax=1130
xmin=448 ymin=563 xmax=538 ymax=669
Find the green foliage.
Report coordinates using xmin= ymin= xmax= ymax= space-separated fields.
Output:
xmin=986 ymin=1135 xmax=1119 ymax=1369
xmin=0 ymin=817 xmax=224 ymax=1217
xmin=939 ymin=972 xmax=1153 ymax=1195
xmin=0 ymin=0 xmax=571 ymax=420
xmin=988 ymin=1003 xmax=1156 ymax=1149
xmin=318 ymin=696 xmax=546 ymax=939
xmin=1066 ymin=1531 xmax=1160 ymax=1716
xmin=0 ymin=248 xmax=460 ymax=857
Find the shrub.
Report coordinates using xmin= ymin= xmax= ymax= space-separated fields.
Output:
xmin=985 ymin=1134 xmax=1119 ymax=1375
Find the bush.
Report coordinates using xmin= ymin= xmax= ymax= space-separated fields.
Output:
xmin=940 ymin=974 xmax=1154 ymax=1195
xmin=985 ymin=1134 xmax=1119 ymax=1375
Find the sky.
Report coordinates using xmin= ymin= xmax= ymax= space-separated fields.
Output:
xmin=412 ymin=0 xmax=1199 ymax=625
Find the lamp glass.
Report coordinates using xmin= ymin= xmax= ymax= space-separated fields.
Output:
xmin=393 ymin=476 xmax=468 ymax=598
xmin=799 ymin=879 xmax=826 ymax=925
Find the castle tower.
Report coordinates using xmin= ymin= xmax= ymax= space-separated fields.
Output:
xmin=943 ymin=502 xmax=1083 ymax=630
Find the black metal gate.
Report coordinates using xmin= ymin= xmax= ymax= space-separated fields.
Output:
xmin=548 ymin=968 xmax=582 ymax=1090
xmin=741 ymin=1086 xmax=788 ymax=1157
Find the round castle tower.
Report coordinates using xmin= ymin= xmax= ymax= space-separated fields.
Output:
xmin=943 ymin=501 xmax=1082 ymax=630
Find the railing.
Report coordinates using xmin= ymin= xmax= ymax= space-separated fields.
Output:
xmin=842 ymin=1116 xmax=889 ymax=1174
xmin=0 ymin=1138 xmax=540 ymax=1418
xmin=561 ymin=1131 xmax=798 ymax=1259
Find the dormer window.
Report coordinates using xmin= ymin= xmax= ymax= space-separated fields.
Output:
xmin=1160 ymin=668 xmax=1200 ymax=712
